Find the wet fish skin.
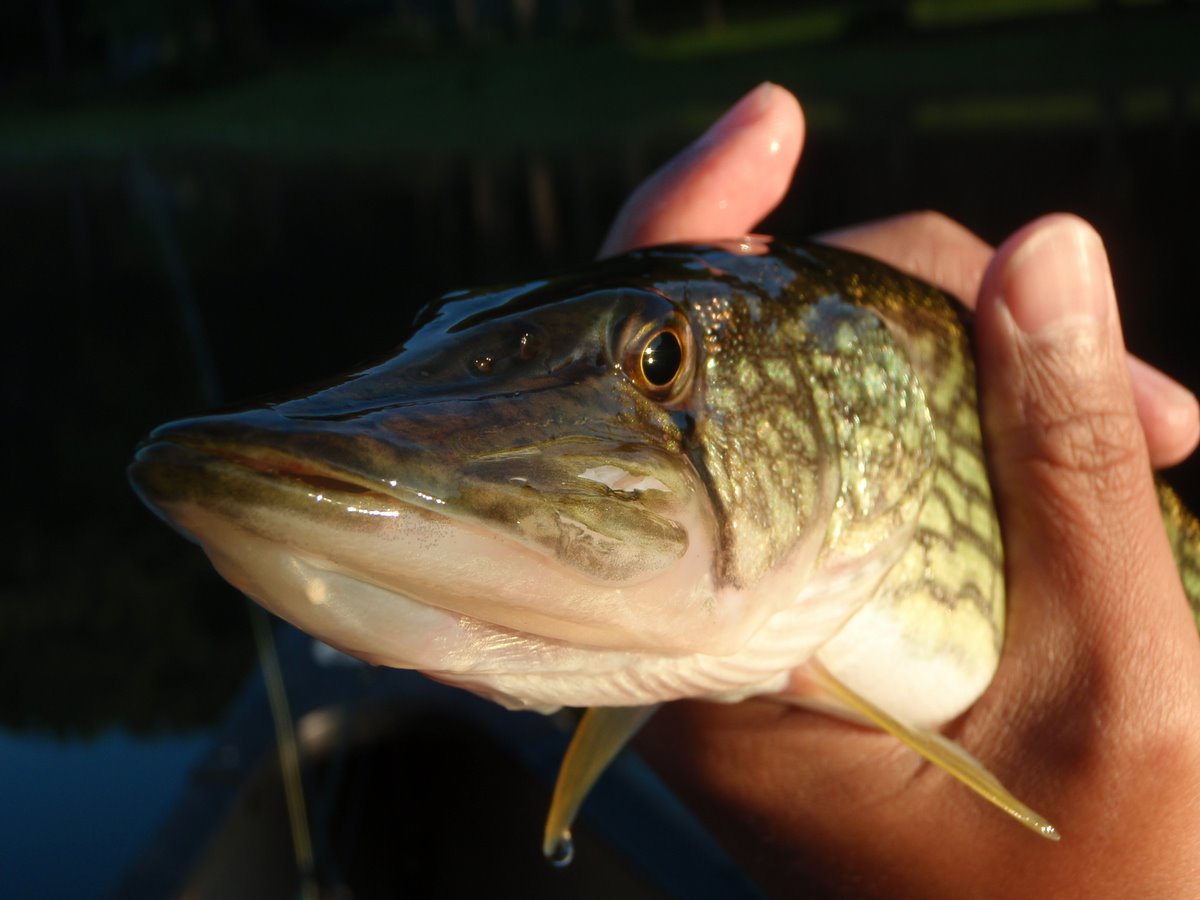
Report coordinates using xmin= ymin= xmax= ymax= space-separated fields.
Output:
xmin=129 ymin=237 xmax=1200 ymax=851
xmin=128 ymin=236 xmax=1200 ymax=716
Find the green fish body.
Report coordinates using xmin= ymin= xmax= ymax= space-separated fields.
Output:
xmin=129 ymin=238 xmax=1200 ymax=854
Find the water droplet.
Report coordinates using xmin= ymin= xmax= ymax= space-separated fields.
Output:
xmin=547 ymin=832 xmax=574 ymax=868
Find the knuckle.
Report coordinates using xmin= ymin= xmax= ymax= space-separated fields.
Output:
xmin=1002 ymin=332 xmax=1149 ymax=508
xmin=1021 ymin=407 xmax=1148 ymax=517
xmin=889 ymin=211 xmax=989 ymax=300
xmin=1033 ymin=408 xmax=1144 ymax=482
xmin=898 ymin=209 xmax=975 ymax=244
xmin=900 ymin=209 xmax=953 ymax=230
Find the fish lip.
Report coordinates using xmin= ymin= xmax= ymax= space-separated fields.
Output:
xmin=131 ymin=411 xmax=429 ymax=504
xmin=127 ymin=435 xmax=421 ymax=539
xmin=140 ymin=433 xmax=383 ymax=498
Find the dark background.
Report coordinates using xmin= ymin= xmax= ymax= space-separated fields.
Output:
xmin=2 ymin=1 xmax=1198 ymax=897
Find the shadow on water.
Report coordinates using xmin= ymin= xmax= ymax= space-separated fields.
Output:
xmin=1 ymin=5 xmax=1199 ymax=897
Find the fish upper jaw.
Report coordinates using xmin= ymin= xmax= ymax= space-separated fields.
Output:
xmin=127 ymin=412 xmax=776 ymax=658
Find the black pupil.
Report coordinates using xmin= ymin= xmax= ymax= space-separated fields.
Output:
xmin=642 ymin=331 xmax=682 ymax=386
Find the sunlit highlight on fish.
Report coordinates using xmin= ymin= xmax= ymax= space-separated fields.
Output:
xmin=129 ymin=238 xmax=1200 ymax=860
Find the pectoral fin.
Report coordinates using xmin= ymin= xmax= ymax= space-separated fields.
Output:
xmin=543 ymin=704 xmax=659 ymax=865
xmin=809 ymin=662 xmax=1059 ymax=841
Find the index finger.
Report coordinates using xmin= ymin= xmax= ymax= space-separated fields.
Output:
xmin=819 ymin=211 xmax=992 ymax=307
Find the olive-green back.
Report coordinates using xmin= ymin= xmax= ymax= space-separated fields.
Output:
xmin=1157 ymin=480 xmax=1200 ymax=629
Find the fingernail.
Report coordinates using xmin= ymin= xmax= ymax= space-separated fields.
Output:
xmin=701 ymin=83 xmax=776 ymax=144
xmin=1002 ymin=215 xmax=1114 ymax=336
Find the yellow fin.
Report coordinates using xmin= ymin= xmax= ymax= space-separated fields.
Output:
xmin=542 ymin=705 xmax=659 ymax=865
xmin=810 ymin=662 xmax=1060 ymax=841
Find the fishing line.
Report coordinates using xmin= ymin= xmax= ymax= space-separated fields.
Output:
xmin=249 ymin=604 xmax=320 ymax=900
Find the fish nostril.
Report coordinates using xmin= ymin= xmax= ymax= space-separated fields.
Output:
xmin=518 ymin=330 xmax=542 ymax=361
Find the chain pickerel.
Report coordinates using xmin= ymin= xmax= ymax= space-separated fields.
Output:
xmin=129 ymin=238 xmax=1200 ymax=861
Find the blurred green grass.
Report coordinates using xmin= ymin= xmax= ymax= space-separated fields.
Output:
xmin=1 ymin=5 xmax=1196 ymax=160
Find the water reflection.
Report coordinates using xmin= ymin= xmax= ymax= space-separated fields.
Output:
xmin=0 ymin=731 xmax=208 ymax=899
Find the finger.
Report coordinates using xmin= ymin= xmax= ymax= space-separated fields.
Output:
xmin=598 ymin=83 xmax=803 ymax=258
xmin=969 ymin=215 xmax=1200 ymax=870
xmin=972 ymin=214 xmax=1197 ymax=668
xmin=820 ymin=210 xmax=992 ymax=306
xmin=821 ymin=212 xmax=1199 ymax=469
xmin=1128 ymin=355 xmax=1200 ymax=467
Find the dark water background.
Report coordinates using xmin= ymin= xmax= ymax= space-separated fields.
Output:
xmin=2 ymin=2 xmax=1199 ymax=897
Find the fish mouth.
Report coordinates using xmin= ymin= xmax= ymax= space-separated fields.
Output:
xmin=128 ymin=416 xmax=730 ymax=656
xmin=130 ymin=428 xmax=692 ymax=571
xmin=194 ymin=448 xmax=379 ymax=498
xmin=132 ymin=435 xmax=401 ymax=513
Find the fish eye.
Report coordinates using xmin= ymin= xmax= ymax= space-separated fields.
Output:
xmin=641 ymin=330 xmax=682 ymax=386
xmin=623 ymin=314 xmax=692 ymax=401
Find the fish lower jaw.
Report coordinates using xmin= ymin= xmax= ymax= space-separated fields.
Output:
xmin=164 ymin=499 xmax=902 ymax=712
xmin=282 ymin=556 xmax=834 ymax=711
xmin=424 ymin=591 xmax=875 ymax=711
xmin=165 ymin=478 xmax=744 ymax=656
xmin=178 ymin=509 xmax=854 ymax=711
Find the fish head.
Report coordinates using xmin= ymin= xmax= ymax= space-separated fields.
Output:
xmin=129 ymin=240 xmax=876 ymax=708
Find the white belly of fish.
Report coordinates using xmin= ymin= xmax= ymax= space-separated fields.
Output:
xmin=179 ymin=500 xmax=966 ymax=715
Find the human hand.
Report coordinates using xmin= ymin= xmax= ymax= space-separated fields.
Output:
xmin=604 ymin=84 xmax=1200 ymax=897
xmin=602 ymin=82 xmax=1199 ymax=467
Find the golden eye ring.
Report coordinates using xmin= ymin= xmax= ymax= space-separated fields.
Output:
xmin=623 ymin=314 xmax=692 ymax=401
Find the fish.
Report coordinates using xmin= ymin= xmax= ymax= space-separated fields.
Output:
xmin=128 ymin=237 xmax=1200 ymax=862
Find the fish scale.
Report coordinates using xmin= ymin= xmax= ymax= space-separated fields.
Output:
xmin=129 ymin=237 xmax=1200 ymax=861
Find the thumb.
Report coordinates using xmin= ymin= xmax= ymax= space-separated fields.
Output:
xmin=597 ymin=83 xmax=803 ymax=257
xmin=974 ymin=214 xmax=1195 ymax=690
